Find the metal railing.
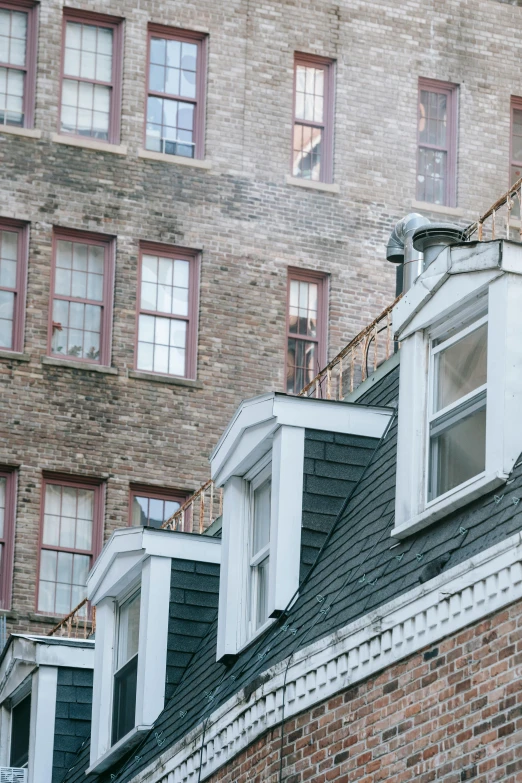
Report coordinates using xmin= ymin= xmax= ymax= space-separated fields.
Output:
xmin=465 ymin=174 xmax=522 ymax=242
xmin=47 ymin=597 xmax=95 ymax=639
xmin=161 ymin=479 xmax=223 ymax=534
xmin=298 ymin=296 xmax=401 ymax=401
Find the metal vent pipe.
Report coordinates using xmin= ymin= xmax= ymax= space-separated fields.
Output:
xmin=386 ymin=213 xmax=430 ymax=293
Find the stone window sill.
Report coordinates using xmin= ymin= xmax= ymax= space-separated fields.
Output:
xmin=137 ymin=148 xmax=212 ymax=169
xmin=285 ymin=175 xmax=339 ymax=194
xmin=51 ymin=133 xmax=128 ymax=156
xmin=128 ymin=369 xmax=203 ymax=388
xmin=0 ymin=349 xmax=30 ymax=362
xmin=0 ymin=125 xmax=42 ymax=139
xmin=410 ymin=199 xmax=465 ymax=217
xmin=41 ymin=356 xmax=118 ymax=374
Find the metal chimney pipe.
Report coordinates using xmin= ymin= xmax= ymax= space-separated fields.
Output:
xmin=412 ymin=223 xmax=468 ymax=268
xmin=386 ymin=213 xmax=431 ymax=293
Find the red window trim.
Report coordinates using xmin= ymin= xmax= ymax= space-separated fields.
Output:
xmin=417 ymin=77 xmax=458 ymax=208
xmin=135 ymin=241 xmax=200 ymax=380
xmin=0 ymin=467 xmax=17 ymax=610
xmin=0 ymin=218 xmax=28 ymax=354
xmin=48 ymin=227 xmax=115 ymax=366
xmin=59 ymin=8 xmax=124 ymax=145
xmin=285 ymin=267 xmax=328 ymax=395
xmin=292 ymin=53 xmax=335 ymax=185
xmin=145 ymin=24 xmax=207 ymax=160
xmin=129 ymin=484 xmax=189 ymax=530
xmin=510 ymin=96 xmax=522 ymax=181
xmin=36 ymin=473 xmax=105 ymax=616
xmin=0 ymin=0 xmax=38 ymax=129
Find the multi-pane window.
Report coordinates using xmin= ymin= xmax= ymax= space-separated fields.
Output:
xmin=37 ymin=478 xmax=102 ymax=616
xmin=417 ymin=78 xmax=458 ymax=207
xmin=50 ymin=231 xmax=113 ymax=365
xmin=428 ymin=310 xmax=488 ymax=502
xmin=0 ymin=469 xmax=15 ymax=610
xmin=60 ymin=11 xmax=122 ymax=143
xmin=286 ymin=269 xmax=327 ymax=395
xmin=136 ymin=244 xmax=198 ymax=379
xmin=113 ymin=590 xmax=140 ymax=745
xmin=0 ymin=1 xmax=37 ymax=128
xmin=145 ymin=26 xmax=206 ymax=159
xmin=510 ymin=97 xmax=522 ymax=217
xmin=248 ymin=465 xmax=271 ymax=634
xmin=130 ymin=486 xmax=187 ymax=529
xmin=0 ymin=220 xmax=26 ymax=352
xmin=292 ymin=54 xmax=334 ymax=183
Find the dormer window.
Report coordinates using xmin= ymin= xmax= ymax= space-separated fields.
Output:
xmin=428 ymin=311 xmax=488 ymax=501
xmin=10 ymin=693 xmax=30 ymax=768
xmin=248 ymin=463 xmax=271 ymax=634
xmin=113 ymin=590 xmax=140 ymax=745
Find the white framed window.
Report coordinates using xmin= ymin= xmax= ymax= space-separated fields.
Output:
xmin=112 ymin=589 xmax=140 ymax=746
xmin=9 ymin=691 xmax=30 ymax=769
xmin=246 ymin=461 xmax=271 ymax=637
xmin=427 ymin=310 xmax=488 ymax=503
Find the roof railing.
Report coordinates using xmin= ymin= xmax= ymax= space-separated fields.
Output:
xmin=465 ymin=174 xmax=522 ymax=242
xmin=161 ymin=479 xmax=223 ymax=534
xmin=298 ymin=296 xmax=401 ymax=401
xmin=47 ymin=597 xmax=95 ymax=639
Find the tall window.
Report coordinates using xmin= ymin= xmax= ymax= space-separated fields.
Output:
xmin=417 ymin=78 xmax=458 ymax=207
xmin=428 ymin=310 xmax=488 ymax=502
xmin=0 ymin=1 xmax=37 ymax=128
xmin=136 ymin=243 xmax=199 ymax=379
xmin=60 ymin=10 xmax=123 ymax=143
xmin=292 ymin=54 xmax=334 ymax=183
xmin=145 ymin=25 xmax=206 ymax=159
xmin=286 ymin=269 xmax=327 ymax=395
xmin=113 ymin=590 xmax=140 ymax=745
xmin=248 ymin=464 xmax=271 ymax=635
xmin=510 ymin=97 xmax=522 ymax=217
xmin=0 ymin=469 xmax=16 ymax=610
xmin=130 ymin=485 xmax=187 ymax=529
xmin=10 ymin=693 xmax=31 ymax=768
xmin=37 ymin=477 xmax=103 ymax=616
xmin=0 ymin=219 xmax=27 ymax=353
xmin=50 ymin=230 xmax=114 ymax=365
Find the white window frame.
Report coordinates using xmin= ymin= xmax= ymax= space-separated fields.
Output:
xmin=246 ymin=459 xmax=272 ymax=640
xmin=111 ymin=587 xmax=141 ymax=746
xmin=392 ymin=240 xmax=522 ymax=539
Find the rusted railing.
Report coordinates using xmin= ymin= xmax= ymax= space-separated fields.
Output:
xmin=465 ymin=174 xmax=522 ymax=242
xmin=48 ymin=597 xmax=95 ymax=639
xmin=161 ymin=479 xmax=223 ymax=534
xmin=298 ymin=296 xmax=401 ymax=400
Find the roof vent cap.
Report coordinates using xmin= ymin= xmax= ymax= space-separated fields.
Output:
xmin=412 ymin=222 xmax=467 ymax=268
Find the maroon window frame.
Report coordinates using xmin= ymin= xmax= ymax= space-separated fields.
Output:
xmin=0 ymin=468 xmax=16 ymax=610
xmin=416 ymin=78 xmax=458 ymax=207
xmin=58 ymin=8 xmax=123 ymax=145
xmin=286 ymin=268 xmax=328 ymax=395
xmin=0 ymin=0 xmax=38 ymax=129
xmin=135 ymin=242 xmax=200 ymax=380
xmin=0 ymin=218 xmax=28 ymax=353
xmin=292 ymin=53 xmax=335 ymax=184
xmin=510 ymin=96 xmax=522 ymax=216
xmin=144 ymin=24 xmax=207 ymax=160
xmin=129 ymin=484 xmax=189 ymax=530
xmin=36 ymin=474 xmax=104 ymax=616
xmin=49 ymin=228 xmax=115 ymax=366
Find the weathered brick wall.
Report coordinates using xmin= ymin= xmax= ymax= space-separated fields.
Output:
xmin=2 ymin=0 xmax=522 ymax=632
xmin=208 ymin=600 xmax=522 ymax=783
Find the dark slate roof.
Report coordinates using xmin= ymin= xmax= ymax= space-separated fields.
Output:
xmin=63 ymin=359 xmax=522 ymax=783
xmin=53 ymin=667 xmax=93 ymax=783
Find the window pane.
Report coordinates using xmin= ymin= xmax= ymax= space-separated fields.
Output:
xmin=252 ymin=479 xmax=271 ymax=555
xmin=117 ymin=592 xmax=141 ymax=668
xmin=435 ymin=322 xmax=487 ymax=412
xmin=131 ymin=496 xmax=148 ymax=526
xmin=293 ymin=123 xmax=322 ymax=181
xmin=10 ymin=695 xmax=31 ymax=768
xmin=255 ymin=557 xmax=269 ymax=630
xmin=429 ymin=403 xmax=486 ymax=501
xmin=286 ymin=337 xmax=317 ymax=395
xmin=145 ymin=96 xmax=195 ymax=158
xmin=0 ymin=476 xmax=5 ymax=539
xmin=0 ymin=289 xmax=14 ymax=348
xmin=112 ymin=655 xmax=138 ymax=745
xmin=417 ymin=147 xmax=447 ymax=205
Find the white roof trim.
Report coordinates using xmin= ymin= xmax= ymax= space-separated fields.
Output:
xmin=88 ymin=526 xmax=221 ymax=605
xmin=127 ymin=530 xmax=522 ymax=783
xmin=210 ymin=392 xmax=393 ymax=486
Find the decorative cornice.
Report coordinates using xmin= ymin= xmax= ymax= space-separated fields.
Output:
xmin=130 ymin=531 xmax=522 ymax=783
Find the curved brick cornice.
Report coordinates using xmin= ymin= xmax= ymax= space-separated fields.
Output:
xmin=131 ymin=531 xmax=522 ymax=783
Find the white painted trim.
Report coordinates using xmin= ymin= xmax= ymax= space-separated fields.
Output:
xmin=29 ymin=666 xmax=58 ymax=783
xmin=90 ymin=597 xmax=116 ymax=766
xmin=86 ymin=724 xmax=152 ymax=775
xmin=128 ymin=531 xmax=522 ymax=783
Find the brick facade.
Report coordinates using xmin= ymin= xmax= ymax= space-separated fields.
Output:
xmin=209 ymin=598 xmax=522 ymax=783
xmin=1 ymin=0 xmax=522 ymax=633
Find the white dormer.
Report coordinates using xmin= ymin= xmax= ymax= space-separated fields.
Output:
xmin=392 ymin=239 xmax=522 ymax=538
xmin=86 ymin=527 xmax=220 ymax=775
xmin=211 ymin=392 xmax=393 ymax=662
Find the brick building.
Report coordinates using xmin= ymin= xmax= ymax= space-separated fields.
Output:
xmin=2 ymin=0 xmax=522 ymax=638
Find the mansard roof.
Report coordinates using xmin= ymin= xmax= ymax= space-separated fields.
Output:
xmin=61 ymin=358 xmax=522 ymax=783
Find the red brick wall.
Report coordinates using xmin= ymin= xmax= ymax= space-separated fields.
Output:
xmin=209 ymin=600 xmax=522 ymax=783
